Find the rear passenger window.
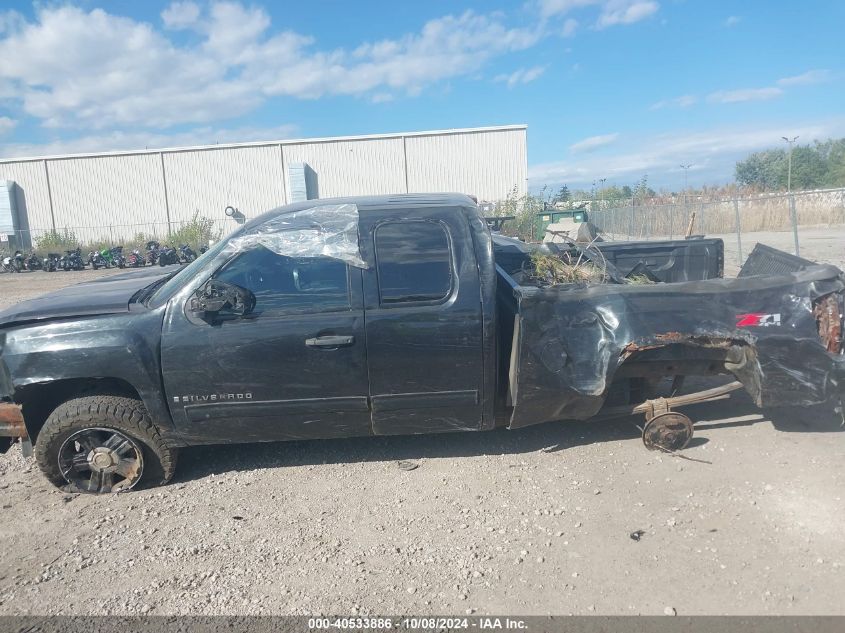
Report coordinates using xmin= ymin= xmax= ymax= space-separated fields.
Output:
xmin=375 ymin=221 xmax=452 ymax=304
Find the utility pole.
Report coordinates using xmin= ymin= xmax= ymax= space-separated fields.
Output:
xmin=680 ymin=164 xmax=692 ymax=237
xmin=679 ymin=164 xmax=692 ymax=204
xmin=781 ymin=135 xmax=799 ymax=192
xmin=781 ymin=136 xmax=800 ymax=255
xmin=598 ymin=177 xmax=606 ymax=208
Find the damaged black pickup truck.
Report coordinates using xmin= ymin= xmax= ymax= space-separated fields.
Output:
xmin=1 ymin=193 xmax=843 ymax=493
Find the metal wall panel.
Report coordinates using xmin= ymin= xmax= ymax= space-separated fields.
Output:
xmin=0 ymin=181 xmax=17 ymax=234
xmin=47 ymin=154 xmax=167 ymax=243
xmin=283 ymin=138 xmax=406 ymax=198
xmin=163 ymin=145 xmax=285 ymax=236
xmin=0 ymin=126 xmax=528 ymax=245
xmin=0 ymin=160 xmax=54 ymax=238
xmin=405 ymin=128 xmax=527 ymax=201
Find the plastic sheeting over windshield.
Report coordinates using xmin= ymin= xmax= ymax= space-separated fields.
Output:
xmin=225 ymin=204 xmax=368 ymax=268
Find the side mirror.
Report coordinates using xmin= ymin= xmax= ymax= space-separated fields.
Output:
xmin=190 ymin=280 xmax=256 ymax=320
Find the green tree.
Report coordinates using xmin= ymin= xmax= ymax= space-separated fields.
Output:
xmin=735 ymin=138 xmax=845 ymax=190
xmin=551 ymin=185 xmax=571 ymax=205
xmin=633 ymin=175 xmax=654 ymax=200
xmin=494 ymin=187 xmax=544 ymax=241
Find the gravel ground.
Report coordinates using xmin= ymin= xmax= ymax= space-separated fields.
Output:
xmin=0 ymin=242 xmax=843 ymax=616
xmin=717 ymin=225 xmax=845 ymax=276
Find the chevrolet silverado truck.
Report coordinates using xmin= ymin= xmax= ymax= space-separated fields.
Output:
xmin=0 ymin=193 xmax=842 ymax=493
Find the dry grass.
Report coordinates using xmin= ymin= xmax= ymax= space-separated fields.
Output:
xmin=592 ymin=190 xmax=845 ymax=239
xmin=625 ymin=273 xmax=656 ymax=285
xmin=528 ymin=250 xmax=605 ymax=285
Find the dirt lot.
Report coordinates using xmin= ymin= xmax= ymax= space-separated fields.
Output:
xmin=0 ymin=238 xmax=843 ymax=616
xmin=717 ymin=226 xmax=845 ymax=275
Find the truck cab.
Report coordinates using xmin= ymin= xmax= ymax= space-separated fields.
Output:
xmin=155 ymin=194 xmax=497 ymax=443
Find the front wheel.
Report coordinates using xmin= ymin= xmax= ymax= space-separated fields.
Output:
xmin=35 ymin=396 xmax=178 ymax=493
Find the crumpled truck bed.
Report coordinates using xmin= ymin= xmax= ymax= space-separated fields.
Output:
xmin=504 ymin=261 xmax=845 ymax=428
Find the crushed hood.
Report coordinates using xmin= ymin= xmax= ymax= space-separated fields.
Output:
xmin=0 ymin=267 xmax=173 ymax=327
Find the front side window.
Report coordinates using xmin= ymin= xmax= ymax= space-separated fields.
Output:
xmin=215 ymin=246 xmax=349 ymax=314
xmin=375 ymin=221 xmax=452 ymax=304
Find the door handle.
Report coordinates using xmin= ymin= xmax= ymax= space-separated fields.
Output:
xmin=305 ymin=335 xmax=355 ymax=348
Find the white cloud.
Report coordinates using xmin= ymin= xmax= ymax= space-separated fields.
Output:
xmin=538 ymin=0 xmax=658 ymax=28
xmin=529 ymin=119 xmax=845 ymax=188
xmin=0 ymin=9 xmax=24 ymax=35
xmin=0 ymin=115 xmax=16 ymax=136
xmin=569 ymin=133 xmax=619 ymax=153
xmin=0 ymin=5 xmax=542 ymax=131
xmin=707 ymin=87 xmax=783 ymax=104
xmin=724 ymin=15 xmax=741 ymax=27
xmin=650 ymin=94 xmax=696 ymax=110
xmin=161 ymin=1 xmax=201 ymax=30
xmin=596 ymin=1 xmax=659 ymax=28
xmin=538 ymin=0 xmax=599 ymax=19
xmin=777 ymin=69 xmax=831 ymax=86
xmin=494 ymin=66 xmax=547 ymax=88
xmin=0 ymin=6 xmax=260 ymax=130
xmin=0 ymin=124 xmax=299 ymax=159
xmin=562 ymin=18 xmax=579 ymax=37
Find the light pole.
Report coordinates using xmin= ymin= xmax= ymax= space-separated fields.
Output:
xmin=781 ymin=135 xmax=798 ymax=192
xmin=679 ymin=164 xmax=692 ymax=238
xmin=598 ymin=177 xmax=606 ymax=208
xmin=679 ymin=164 xmax=692 ymax=202
xmin=781 ymin=135 xmax=800 ymax=256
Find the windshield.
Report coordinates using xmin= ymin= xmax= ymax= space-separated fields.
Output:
xmin=147 ymin=238 xmax=232 ymax=307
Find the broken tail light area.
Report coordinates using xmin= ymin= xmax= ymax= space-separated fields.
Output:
xmin=0 ymin=401 xmax=31 ymax=456
xmin=813 ymin=294 xmax=843 ymax=355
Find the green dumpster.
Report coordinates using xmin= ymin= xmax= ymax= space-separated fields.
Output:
xmin=535 ymin=208 xmax=588 ymax=240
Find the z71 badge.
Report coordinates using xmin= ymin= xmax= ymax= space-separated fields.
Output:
xmin=736 ymin=313 xmax=782 ymax=327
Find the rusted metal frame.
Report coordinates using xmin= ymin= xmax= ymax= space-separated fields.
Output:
xmin=813 ymin=294 xmax=842 ymax=354
xmin=595 ymin=381 xmax=744 ymax=422
xmin=0 ymin=402 xmax=32 ymax=457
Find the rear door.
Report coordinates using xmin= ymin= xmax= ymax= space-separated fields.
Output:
xmin=359 ymin=207 xmax=485 ymax=434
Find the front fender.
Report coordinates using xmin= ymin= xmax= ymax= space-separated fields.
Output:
xmin=0 ymin=307 xmax=176 ymax=440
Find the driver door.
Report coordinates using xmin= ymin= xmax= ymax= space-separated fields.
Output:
xmin=160 ymin=246 xmax=371 ymax=444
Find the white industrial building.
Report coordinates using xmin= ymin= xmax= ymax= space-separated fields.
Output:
xmin=0 ymin=124 xmax=527 ymax=246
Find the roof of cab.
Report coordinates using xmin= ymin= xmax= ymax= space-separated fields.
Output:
xmin=247 ymin=193 xmax=478 ymax=228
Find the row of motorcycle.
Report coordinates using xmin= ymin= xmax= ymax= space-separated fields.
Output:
xmin=2 ymin=241 xmax=200 ymax=273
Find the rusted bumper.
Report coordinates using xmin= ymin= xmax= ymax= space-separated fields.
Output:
xmin=0 ymin=402 xmax=31 ymax=457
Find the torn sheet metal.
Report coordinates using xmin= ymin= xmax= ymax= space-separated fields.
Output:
xmin=814 ymin=293 xmax=842 ymax=354
xmin=505 ymin=262 xmax=845 ymax=428
xmin=225 ymin=203 xmax=368 ymax=268
xmin=0 ymin=401 xmax=31 ymax=455
xmin=0 ymin=402 xmax=26 ymax=438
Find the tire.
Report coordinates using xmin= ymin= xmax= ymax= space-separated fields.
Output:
xmin=35 ymin=396 xmax=178 ymax=493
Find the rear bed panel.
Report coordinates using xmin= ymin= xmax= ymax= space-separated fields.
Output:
xmin=506 ymin=264 xmax=845 ymax=428
xmin=597 ymin=238 xmax=724 ymax=282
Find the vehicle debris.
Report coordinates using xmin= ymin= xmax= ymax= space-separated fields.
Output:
xmin=814 ymin=294 xmax=842 ymax=354
xmin=642 ymin=412 xmax=694 ymax=452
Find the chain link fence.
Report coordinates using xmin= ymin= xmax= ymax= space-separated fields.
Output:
xmin=587 ymin=187 xmax=845 ymax=272
xmin=3 ymin=188 xmax=845 ymax=273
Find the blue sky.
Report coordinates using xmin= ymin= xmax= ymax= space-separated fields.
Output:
xmin=0 ymin=0 xmax=842 ymax=191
